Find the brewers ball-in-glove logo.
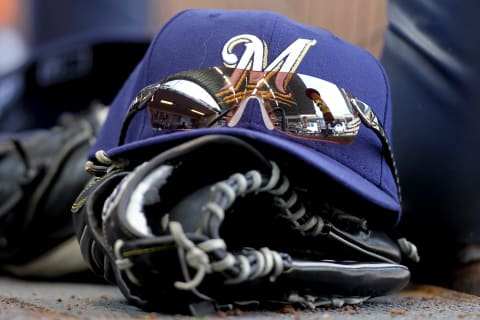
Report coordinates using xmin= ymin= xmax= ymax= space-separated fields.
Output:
xmin=220 ymin=34 xmax=316 ymax=94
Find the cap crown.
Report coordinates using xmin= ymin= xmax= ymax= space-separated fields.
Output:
xmin=92 ymin=9 xmax=398 ymax=219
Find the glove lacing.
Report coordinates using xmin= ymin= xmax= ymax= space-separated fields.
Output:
xmin=169 ymin=162 xmax=288 ymax=292
xmin=167 ymin=161 xmax=419 ymax=293
xmin=85 ymin=150 xmax=129 ymax=175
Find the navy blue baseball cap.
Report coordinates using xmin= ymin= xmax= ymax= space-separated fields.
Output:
xmin=90 ymin=9 xmax=401 ymax=221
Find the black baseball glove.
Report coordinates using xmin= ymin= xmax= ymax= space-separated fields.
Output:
xmin=0 ymin=105 xmax=106 ymax=277
xmin=72 ymin=134 xmax=419 ymax=315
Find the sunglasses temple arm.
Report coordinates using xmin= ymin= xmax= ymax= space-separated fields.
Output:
xmin=118 ymin=110 xmax=136 ymax=146
xmin=371 ymin=119 xmax=402 ymax=203
xmin=353 ymin=101 xmax=402 ymax=203
xmin=117 ymin=86 xmax=161 ymax=146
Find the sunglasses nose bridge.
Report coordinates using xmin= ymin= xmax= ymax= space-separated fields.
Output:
xmin=227 ymin=96 xmax=275 ymax=130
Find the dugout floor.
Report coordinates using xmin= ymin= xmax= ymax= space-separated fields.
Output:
xmin=0 ymin=276 xmax=479 ymax=319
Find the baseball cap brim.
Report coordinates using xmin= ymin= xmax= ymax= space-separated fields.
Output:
xmin=104 ymin=126 xmax=400 ymax=217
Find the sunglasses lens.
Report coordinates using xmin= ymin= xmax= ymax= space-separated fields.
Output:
xmin=147 ymin=79 xmax=221 ymax=130
xmin=281 ymin=73 xmax=361 ymax=144
xmin=139 ymin=67 xmax=368 ymax=145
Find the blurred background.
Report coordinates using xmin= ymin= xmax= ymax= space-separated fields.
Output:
xmin=0 ymin=0 xmax=387 ymax=76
